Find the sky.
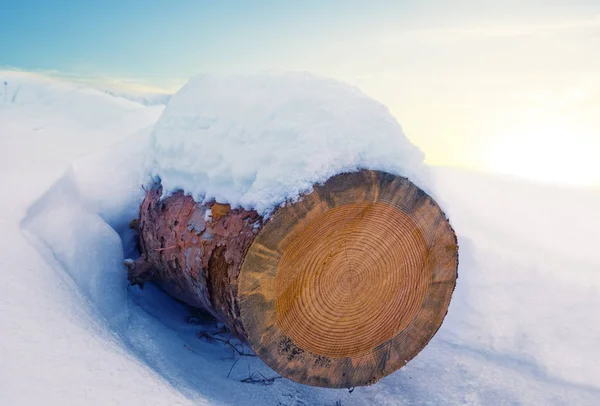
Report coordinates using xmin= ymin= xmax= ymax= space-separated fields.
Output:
xmin=1 ymin=0 xmax=599 ymax=187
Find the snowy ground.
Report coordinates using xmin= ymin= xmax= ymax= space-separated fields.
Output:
xmin=1 ymin=71 xmax=599 ymax=405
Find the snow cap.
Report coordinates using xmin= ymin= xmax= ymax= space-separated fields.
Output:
xmin=150 ymin=72 xmax=425 ymax=215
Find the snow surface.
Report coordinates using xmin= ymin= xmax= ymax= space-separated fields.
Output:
xmin=150 ymin=73 xmax=426 ymax=215
xmin=1 ymin=71 xmax=600 ymax=405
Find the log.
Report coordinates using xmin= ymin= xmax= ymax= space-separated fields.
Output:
xmin=128 ymin=169 xmax=458 ymax=388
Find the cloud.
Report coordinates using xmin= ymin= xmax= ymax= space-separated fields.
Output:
xmin=382 ymin=15 xmax=600 ymax=43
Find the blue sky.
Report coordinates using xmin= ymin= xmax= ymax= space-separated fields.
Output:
xmin=2 ymin=1 xmax=416 ymax=85
xmin=4 ymin=0 xmax=596 ymax=83
xmin=1 ymin=0 xmax=599 ymax=186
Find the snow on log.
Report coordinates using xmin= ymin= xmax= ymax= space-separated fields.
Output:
xmin=129 ymin=73 xmax=458 ymax=388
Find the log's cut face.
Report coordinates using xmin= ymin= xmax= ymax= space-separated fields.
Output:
xmin=275 ymin=202 xmax=430 ymax=359
xmin=238 ymin=170 xmax=458 ymax=388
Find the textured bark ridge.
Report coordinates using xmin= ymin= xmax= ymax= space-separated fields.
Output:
xmin=129 ymin=170 xmax=459 ymax=388
xmin=130 ymin=185 xmax=262 ymax=339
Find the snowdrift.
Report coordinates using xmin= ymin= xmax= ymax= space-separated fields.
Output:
xmin=1 ymin=71 xmax=599 ymax=405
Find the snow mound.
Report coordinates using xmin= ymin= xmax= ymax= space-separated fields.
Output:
xmin=99 ymin=88 xmax=172 ymax=106
xmin=1 ymin=70 xmax=141 ymax=110
xmin=150 ymin=72 xmax=425 ymax=215
xmin=0 ymin=70 xmax=164 ymax=175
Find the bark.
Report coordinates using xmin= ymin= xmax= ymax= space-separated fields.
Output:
xmin=129 ymin=184 xmax=262 ymax=340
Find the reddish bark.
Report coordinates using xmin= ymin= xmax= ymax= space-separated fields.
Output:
xmin=128 ymin=184 xmax=262 ymax=340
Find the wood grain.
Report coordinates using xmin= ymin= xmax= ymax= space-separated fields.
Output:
xmin=238 ymin=170 xmax=458 ymax=387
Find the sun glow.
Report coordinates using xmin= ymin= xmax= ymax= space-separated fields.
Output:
xmin=485 ymin=117 xmax=600 ymax=187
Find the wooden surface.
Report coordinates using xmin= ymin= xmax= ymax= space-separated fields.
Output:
xmin=238 ymin=170 xmax=458 ymax=388
xmin=130 ymin=186 xmax=262 ymax=340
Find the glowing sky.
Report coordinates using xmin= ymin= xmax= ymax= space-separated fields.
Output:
xmin=1 ymin=0 xmax=599 ymax=187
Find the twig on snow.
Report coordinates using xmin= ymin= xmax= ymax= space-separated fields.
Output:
xmin=240 ymin=371 xmax=282 ymax=385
